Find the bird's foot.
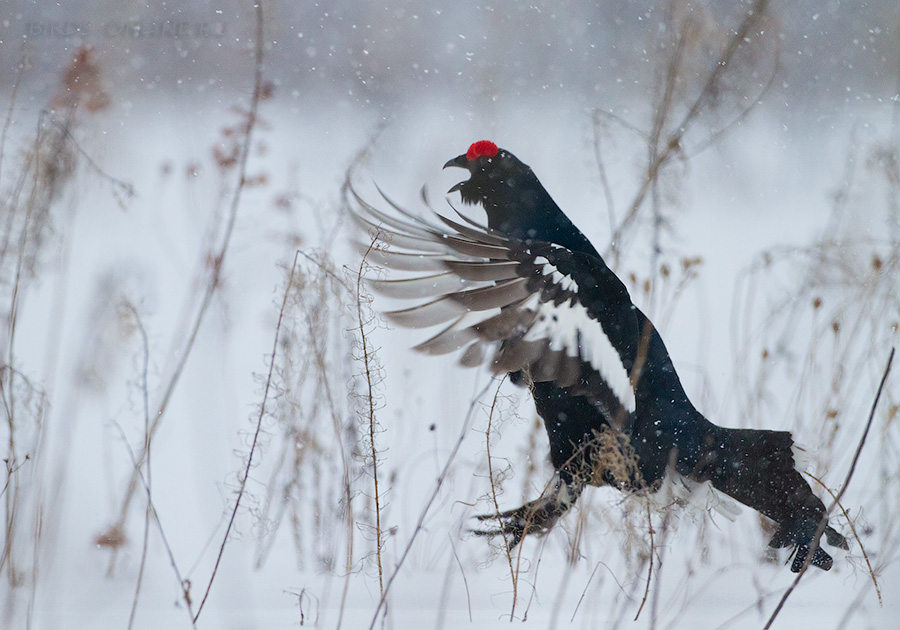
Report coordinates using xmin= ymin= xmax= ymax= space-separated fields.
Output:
xmin=791 ymin=544 xmax=834 ymax=572
xmin=772 ymin=523 xmax=848 ymax=572
xmin=472 ymin=480 xmax=578 ymax=550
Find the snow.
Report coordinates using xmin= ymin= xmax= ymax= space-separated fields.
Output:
xmin=2 ymin=2 xmax=899 ymax=629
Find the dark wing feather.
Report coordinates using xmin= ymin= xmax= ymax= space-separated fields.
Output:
xmin=350 ymin=183 xmax=848 ymax=573
xmin=349 ymin=187 xmax=641 ymax=422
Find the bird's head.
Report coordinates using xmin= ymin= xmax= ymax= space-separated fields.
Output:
xmin=444 ymin=141 xmax=540 ymax=235
xmin=444 ymin=140 xmax=599 ymax=256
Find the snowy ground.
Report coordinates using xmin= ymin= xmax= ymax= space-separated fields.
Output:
xmin=2 ymin=2 xmax=899 ymax=629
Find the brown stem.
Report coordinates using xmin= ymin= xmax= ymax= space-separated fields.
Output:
xmin=108 ymin=0 xmax=267 ymax=572
xmin=192 ymin=248 xmax=299 ymax=623
xmin=764 ymin=347 xmax=893 ymax=629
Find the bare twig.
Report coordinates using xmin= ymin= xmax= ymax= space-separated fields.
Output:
xmin=805 ymin=471 xmax=881 ymax=605
xmin=110 ymin=0 xmax=268 ymax=551
xmin=590 ymin=110 xmax=621 ymax=236
xmin=110 ymin=420 xmax=196 ymax=628
xmin=604 ymin=0 xmax=771 ymax=265
xmin=355 ymin=235 xmax=385 ymax=596
xmin=437 ymin=531 xmax=473 ymax=630
xmin=764 ymin=347 xmax=894 ymax=629
xmin=123 ymin=304 xmax=151 ymax=630
xmin=367 ymin=379 xmax=495 ymax=630
xmin=484 ymin=374 xmax=517 ymax=618
xmin=297 ymin=249 xmax=352 ymax=292
xmin=192 ymin=249 xmax=299 ymax=623
xmin=634 ymin=504 xmax=655 ymax=621
xmin=48 ymin=117 xmax=134 ymax=204
xmin=648 ymin=509 xmax=672 ymax=630
xmin=0 ymin=48 xmax=27 ymax=194
xmin=448 ymin=536 xmax=473 ymax=623
xmin=570 ymin=561 xmax=602 ymax=622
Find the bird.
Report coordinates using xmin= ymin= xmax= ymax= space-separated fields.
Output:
xmin=349 ymin=139 xmax=848 ymax=572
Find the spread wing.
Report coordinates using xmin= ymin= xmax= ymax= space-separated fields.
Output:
xmin=349 ymin=187 xmax=641 ymax=424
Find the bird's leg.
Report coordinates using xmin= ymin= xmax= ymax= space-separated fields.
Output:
xmin=473 ymin=473 xmax=584 ymax=550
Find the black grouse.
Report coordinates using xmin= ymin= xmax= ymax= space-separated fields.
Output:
xmin=350 ymin=140 xmax=848 ymax=572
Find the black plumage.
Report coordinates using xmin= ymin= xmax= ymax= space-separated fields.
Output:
xmin=351 ymin=140 xmax=848 ymax=572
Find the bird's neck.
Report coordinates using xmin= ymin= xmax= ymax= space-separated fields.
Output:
xmin=484 ymin=177 xmax=600 ymax=258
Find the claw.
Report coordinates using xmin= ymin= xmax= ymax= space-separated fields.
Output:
xmin=790 ymin=544 xmax=834 ymax=572
xmin=475 ymin=507 xmax=523 ymax=521
xmin=471 ymin=518 xmax=526 ymax=550
xmin=471 ymin=477 xmax=583 ymax=551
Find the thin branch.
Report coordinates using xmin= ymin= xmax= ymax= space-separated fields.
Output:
xmin=123 ymin=304 xmax=152 ymax=630
xmin=591 ymin=110 xmax=624 ymax=236
xmin=47 ymin=116 xmax=134 ymax=204
xmin=805 ymin=471 xmax=881 ymax=606
xmin=484 ymin=375 xmax=517 ymax=619
xmin=437 ymin=532 xmax=473 ymax=629
xmin=298 ymin=249 xmax=352 ymax=292
xmin=604 ymin=0 xmax=771 ymax=263
xmin=110 ymin=420 xmax=196 ymax=628
xmin=633 ymin=504 xmax=654 ymax=621
xmin=192 ymin=248 xmax=299 ymax=623
xmin=368 ymin=379 xmax=495 ymax=630
xmin=448 ymin=535 xmax=473 ymax=623
xmin=686 ymin=42 xmax=780 ymax=158
xmin=0 ymin=47 xmax=27 ymax=194
xmin=570 ymin=561 xmax=602 ymax=622
xmin=355 ymin=235 xmax=384 ymax=596
xmin=764 ymin=347 xmax=894 ymax=629
xmin=110 ymin=0 xmax=267 ymax=548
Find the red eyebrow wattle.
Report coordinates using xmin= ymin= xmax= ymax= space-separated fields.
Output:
xmin=467 ymin=140 xmax=499 ymax=160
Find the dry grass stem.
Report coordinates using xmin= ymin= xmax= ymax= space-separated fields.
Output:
xmin=805 ymin=471 xmax=881 ymax=605
xmin=109 ymin=420 xmax=196 ymax=628
xmin=109 ymin=0 xmax=268 ymax=559
xmin=601 ymin=0 xmax=774 ymax=267
xmin=192 ymin=247 xmax=300 ymax=623
xmin=354 ymin=235 xmax=386 ymax=596
xmin=633 ymin=505 xmax=655 ymax=621
xmin=764 ymin=347 xmax=893 ymax=629
xmin=122 ymin=304 xmax=152 ymax=630
xmin=483 ymin=374 xmax=517 ymax=618
xmin=367 ymin=379 xmax=494 ymax=630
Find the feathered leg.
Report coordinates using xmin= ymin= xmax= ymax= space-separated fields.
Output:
xmin=690 ymin=427 xmax=848 ymax=571
xmin=473 ymin=473 xmax=583 ymax=549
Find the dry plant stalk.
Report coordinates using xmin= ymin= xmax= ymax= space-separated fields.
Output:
xmin=193 ymin=250 xmax=302 ymax=622
xmin=122 ymin=304 xmax=152 ymax=630
xmin=353 ymin=236 xmax=386 ymax=596
xmin=109 ymin=366 xmax=197 ymax=627
xmin=367 ymin=379 xmax=495 ymax=630
xmin=483 ymin=375 xmax=518 ymax=617
xmin=1 ymin=45 xmax=112 ymax=590
xmin=104 ymin=0 xmax=270 ymax=573
xmin=597 ymin=0 xmax=775 ymax=270
xmin=249 ymin=246 xmax=356 ymax=578
xmin=764 ymin=348 xmax=893 ymax=629
xmin=805 ymin=471 xmax=881 ymax=605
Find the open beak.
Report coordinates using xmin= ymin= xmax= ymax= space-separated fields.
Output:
xmin=444 ymin=153 xmax=469 ymax=193
xmin=443 ymin=153 xmax=468 ymax=170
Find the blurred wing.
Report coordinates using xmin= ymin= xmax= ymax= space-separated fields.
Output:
xmin=349 ymin=186 xmax=639 ymax=418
